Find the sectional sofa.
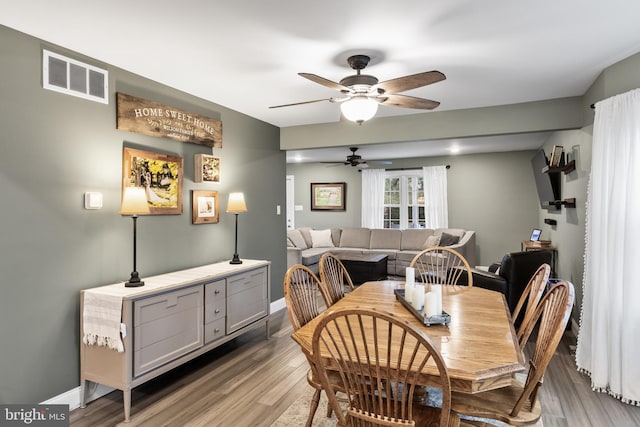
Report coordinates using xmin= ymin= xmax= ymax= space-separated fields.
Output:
xmin=286 ymin=227 xmax=476 ymax=276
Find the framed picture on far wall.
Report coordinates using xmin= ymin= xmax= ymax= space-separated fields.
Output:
xmin=192 ymin=190 xmax=219 ymax=224
xmin=311 ymin=182 xmax=346 ymax=211
xmin=122 ymin=147 xmax=183 ymax=215
xmin=194 ymin=153 xmax=221 ymax=183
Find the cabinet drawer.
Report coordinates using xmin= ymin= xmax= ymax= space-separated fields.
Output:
xmin=205 ymin=279 xmax=226 ymax=323
xmin=227 ymin=267 xmax=268 ymax=334
xmin=204 ymin=318 xmax=226 ymax=343
xmin=133 ymin=286 xmax=203 ymax=377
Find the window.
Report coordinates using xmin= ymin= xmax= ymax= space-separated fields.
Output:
xmin=383 ymin=171 xmax=425 ymax=229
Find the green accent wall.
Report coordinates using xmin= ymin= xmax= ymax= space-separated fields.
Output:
xmin=0 ymin=25 xmax=285 ymax=403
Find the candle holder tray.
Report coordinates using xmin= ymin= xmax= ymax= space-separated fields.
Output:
xmin=394 ymin=289 xmax=451 ymax=326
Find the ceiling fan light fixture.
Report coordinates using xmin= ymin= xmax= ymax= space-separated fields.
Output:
xmin=340 ymin=97 xmax=378 ymax=124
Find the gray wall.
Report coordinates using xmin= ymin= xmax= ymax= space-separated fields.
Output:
xmin=0 ymin=26 xmax=285 ymax=403
xmin=287 ymin=149 xmax=540 ymax=265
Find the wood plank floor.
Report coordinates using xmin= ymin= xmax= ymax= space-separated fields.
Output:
xmin=70 ymin=309 xmax=640 ymax=427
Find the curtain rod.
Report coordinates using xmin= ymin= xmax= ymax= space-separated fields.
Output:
xmin=384 ymin=165 xmax=451 ymax=171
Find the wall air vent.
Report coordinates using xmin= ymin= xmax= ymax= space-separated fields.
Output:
xmin=42 ymin=49 xmax=109 ymax=104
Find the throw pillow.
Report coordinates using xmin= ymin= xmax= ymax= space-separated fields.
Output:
xmin=310 ymin=229 xmax=335 ymax=248
xmin=439 ymin=232 xmax=460 ymax=246
xmin=422 ymin=234 xmax=441 ymax=249
xmin=287 ymin=229 xmax=308 ymax=249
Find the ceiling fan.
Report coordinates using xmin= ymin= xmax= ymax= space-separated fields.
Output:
xmin=323 ymin=147 xmax=390 ymax=168
xmin=270 ymin=54 xmax=446 ymax=124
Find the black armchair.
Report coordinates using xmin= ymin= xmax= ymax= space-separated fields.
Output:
xmin=463 ymin=250 xmax=553 ymax=314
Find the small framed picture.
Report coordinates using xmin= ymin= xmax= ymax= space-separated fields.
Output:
xmin=194 ymin=154 xmax=220 ymax=183
xmin=311 ymin=182 xmax=346 ymax=211
xmin=192 ymin=190 xmax=219 ymax=224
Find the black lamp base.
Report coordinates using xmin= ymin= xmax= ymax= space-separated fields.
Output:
xmin=125 ymin=271 xmax=145 ymax=287
xmin=229 ymin=254 xmax=242 ymax=265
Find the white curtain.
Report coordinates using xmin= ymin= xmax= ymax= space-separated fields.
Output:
xmin=422 ymin=166 xmax=448 ymax=228
xmin=361 ymin=168 xmax=386 ymax=228
xmin=575 ymin=88 xmax=640 ymax=406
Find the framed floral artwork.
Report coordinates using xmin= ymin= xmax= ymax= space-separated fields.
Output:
xmin=194 ymin=153 xmax=221 ymax=183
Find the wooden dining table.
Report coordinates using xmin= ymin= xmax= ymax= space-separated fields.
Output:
xmin=291 ymin=280 xmax=526 ymax=394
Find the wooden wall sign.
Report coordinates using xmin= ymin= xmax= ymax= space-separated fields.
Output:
xmin=116 ymin=93 xmax=222 ymax=148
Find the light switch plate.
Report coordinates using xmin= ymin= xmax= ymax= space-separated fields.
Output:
xmin=84 ymin=192 xmax=103 ymax=209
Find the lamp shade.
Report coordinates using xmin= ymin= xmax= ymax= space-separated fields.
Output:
xmin=226 ymin=192 xmax=247 ymax=213
xmin=340 ymin=97 xmax=378 ymax=123
xmin=120 ymin=187 xmax=150 ymax=215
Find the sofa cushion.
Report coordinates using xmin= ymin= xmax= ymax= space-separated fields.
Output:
xmin=436 ymin=228 xmax=465 ymax=239
xmin=401 ymin=229 xmax=433 ymax=250
xmin=370 ymin=229 xmax=402 ymax=250
xmin=330 ymin=228 xmax=342 ymax=246
xmin=286 ymin=237 xmax=295 ymax=248
xmin=423 ymin=234 xmax=441 ymax=249
xmin=287 ymin=229 xmax=308 ymax=249
xmin=439 ymin=232 xmax=460 ymax=246
xmin=310 ymin=229 xmax=335 ymax=248
xmin=298 ymin=227 xmax=314 ymax=248
xmin=339 ymin=228 xmax=371 ymax=248
xmin=300 ymin=247 xmax=330 ymax=266
xmin=396 ymin=250 xmax=421 ymax=263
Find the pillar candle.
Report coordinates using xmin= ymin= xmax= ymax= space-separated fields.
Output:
xmin=405 ymin=282 xmax=414 ymax=303
xmin=412 ymin=284 xmax=425 ymax=311
xmin=431 ymin=285 xmax=442 ymax=315
xmin=424 ymin=291 xmax=438 ymax=317
xmin=405 ymin=267 xmax=415 ymax=285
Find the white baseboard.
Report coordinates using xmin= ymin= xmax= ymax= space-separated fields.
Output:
xmin=270 ymin=297 xmax=286 ymax=314
xmin=42 ymin=298 xmax=289 ymax=409
xmin=41 ymin=383 xmax=114 ymax=410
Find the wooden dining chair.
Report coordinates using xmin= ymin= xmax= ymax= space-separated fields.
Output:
xmin=450 ymin=280 xmax=574 ymax=426
xmin=409 ymin=247 xmax=473 ymax=287
xmin=312 ymin=306 xmax=459 ymax=427
xmin=318 ymin=252 xmax=355 ymax=307
xmin=283 ymin=264 xmax=344 ymax=427
xmin=512 ymin=263 xmax=551 ymax=348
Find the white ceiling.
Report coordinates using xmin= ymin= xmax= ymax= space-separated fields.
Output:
xmin=3 ymin=0 xmax=640 ymax=162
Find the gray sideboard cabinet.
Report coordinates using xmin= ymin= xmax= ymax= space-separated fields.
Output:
xmin=79 ymin=259 xmax=270 ymax=422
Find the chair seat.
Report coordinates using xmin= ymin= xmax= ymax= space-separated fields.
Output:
xmin=346 ymin=396 xmax=460 ymax=427
xmin=450 ymin=378 xmax=541 ymax=426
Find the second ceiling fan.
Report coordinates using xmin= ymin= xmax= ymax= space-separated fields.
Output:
xmin=270 ymin=54 xmax=446 ymax=124
xmin=323 ymin=147 xmax=392 ymax=168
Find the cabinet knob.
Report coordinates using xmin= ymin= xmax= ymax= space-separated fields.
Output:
xmin=214 ymin=328 xmax=220 ymax=333
xmin=214 ymin=289 xmax=220 ymax=294
xmin=214 ymin=309 xmax=220 ymax=314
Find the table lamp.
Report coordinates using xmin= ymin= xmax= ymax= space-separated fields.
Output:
xmin=226 ymin=192 xmax=247 ymax=264
xmin=120 ymin=187 xmax=150 ymax=287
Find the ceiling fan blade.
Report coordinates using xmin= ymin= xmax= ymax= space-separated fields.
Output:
xmin=374 ymin=71 xmax=446 ymax=94
xmin=299 ymin=73 xmax=352 ymax=92
xmin=379 ymin=94 xmax=440 ymax=110
xmin=269 ymin=98 xmax=329 ymax=109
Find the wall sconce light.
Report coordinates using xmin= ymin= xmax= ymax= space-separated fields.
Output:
xmin=120 ymin=187 xmax=150 ymax=287
xmin=226 ymin=192 xmax=247 ymax=264
xmin=340 ymin=96 xmax=378 ymax=124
